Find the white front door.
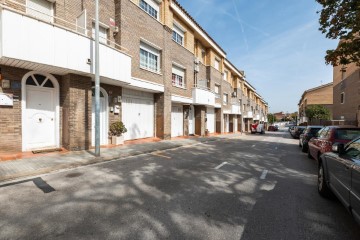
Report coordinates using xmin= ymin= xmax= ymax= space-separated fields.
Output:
xmin=25 ymin=86 xmax=56 ymax=150
xmin=234 ymin=116 xmax=238 ymax=132
xmin=92 ymin=88 xmax=108 ymax=146
xmin=188 ymin=105 xmax=195 ymax=135
xmin=171 ymin=104 xmax=184 ymax=137
xmin=206 ymin=107 xmax=215 ymax=133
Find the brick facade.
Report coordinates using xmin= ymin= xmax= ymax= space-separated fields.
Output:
xmin=0 ymin=0 xmax=267 ymax=153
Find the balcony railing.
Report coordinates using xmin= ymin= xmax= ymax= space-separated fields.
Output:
xmin=192 ymin=84 xmax=215 ymax=106
xmin=0 ymin=0 xmax=131 ymax=84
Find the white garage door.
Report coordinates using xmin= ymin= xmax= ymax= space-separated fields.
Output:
xmin=122 ymin=89 xmax=154 ymax=141
xmin=207 ymin=107 xmax=215 ymax=133
xmin=171 ymin=104 xmax=183 ymax=137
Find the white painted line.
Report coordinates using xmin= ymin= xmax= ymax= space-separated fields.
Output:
xmin=260 ymin=170 xmax=268 ymax=179
xmin=215 ymin=162 xmax=228 ymax=170
xmin=252 ymin=145 xmax=256 ymax=147
xmin=275 ymin=147 xmax=278 ymax=150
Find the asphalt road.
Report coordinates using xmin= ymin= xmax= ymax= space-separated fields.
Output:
xmin=1 ymin=131 xmax=359 ymax=240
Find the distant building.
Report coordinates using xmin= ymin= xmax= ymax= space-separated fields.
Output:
xmin=298 ymin=83 xmax=333 ymax=124
xmin=273 ymin=112 xmax=285 ymax=121
xmin=332 ymin=62 xmax=360 ymax=126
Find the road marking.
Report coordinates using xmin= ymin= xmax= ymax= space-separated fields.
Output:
xmin=252 ymin=145 xmax=256 ymax=147
xmin=275 ymin=147 xmax=278 ymax=150
xmin=260 ymin=170 xmax=269 ymax=179
xmin=215 ymin=162 xmax=228 ymax=170
xmin=151 ymin=152 xmax=171 ymax=159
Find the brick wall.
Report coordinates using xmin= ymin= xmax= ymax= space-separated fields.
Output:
xmin=169 ymin=40 xmax=194 ymax=98
xmin=0 ymin=66 xmax=27 ymax=153
xmin=333 ymin=69 xmax=360 ymax=122
xmin=61 ymin=74 xmax=92 ymax=151
xmin=118 ymin=0 xmax=165 ymax=85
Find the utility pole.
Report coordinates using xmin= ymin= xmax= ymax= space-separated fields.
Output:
xmin=95 ymin=0 xmax=100 ymax=157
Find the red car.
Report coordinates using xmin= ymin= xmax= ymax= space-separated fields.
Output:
xmin=308 ymin=126 xmax=360 ymax=161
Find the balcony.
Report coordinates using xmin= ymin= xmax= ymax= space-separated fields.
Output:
xmin=192 ymin=85 xmax=215 ymax=106
xmin=244 ymin=111 xmax=253 ymax=119
xmin=0 ymin=3 xmax=131 ymax=84
xmin=254 ymin=114 xmax=260 ymax=121
xmin=231 ymin=104 xmax=241 ymax=115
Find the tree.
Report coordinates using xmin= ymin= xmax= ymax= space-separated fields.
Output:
xmin=305 ymin=105 xmax=331 ymax=121
xmin=267 ymin=113 xmax=276 ymax=124
xmin=316 ymin=0 xmax=360 ymax=66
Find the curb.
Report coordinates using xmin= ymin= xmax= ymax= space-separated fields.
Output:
xmin=0 ymin=136 xmax=229 ymax=184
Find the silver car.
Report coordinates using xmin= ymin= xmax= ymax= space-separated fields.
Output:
xmin=318 ymin=137 xmax=360 ymax=225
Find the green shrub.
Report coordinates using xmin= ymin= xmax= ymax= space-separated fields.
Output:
xmin=109 ymin=121 xmax=127 ymax=136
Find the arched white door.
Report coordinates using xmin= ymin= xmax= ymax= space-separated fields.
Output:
xmin=91 ymin=87 xmax=109 ymax=146
xmin=22 ymin=72 xmax=60 ymax=151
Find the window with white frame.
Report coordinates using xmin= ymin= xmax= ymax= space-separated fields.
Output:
xmin=140 ymin=42 xmax=161 ymax=73
xmin=27 ymin=0 xmax=54 ymax=22
xmin=92 ymin=23 xmax=108 ymax=44
xmin=341 ymin=92 xmax=345 ymax=104
xmin=223 ymin=93 xmax=228 ymax=105
xmin=172 ymin=65 xmax=185 ymax=88
xmin=215 ymin=84 xmax=220 ymax=98
xmin=214 ymin=59 xmax=220 ymax=71
xmin=139 ymin=0 xmax=159 ymax=20
xmin=223 ymin=70 xmax=228 ymax=81
xmin=172 ymin=23 xmax=185 ymax=46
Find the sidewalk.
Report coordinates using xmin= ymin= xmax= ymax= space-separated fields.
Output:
xmin=0 ymin=133 xmax=242 ymax=183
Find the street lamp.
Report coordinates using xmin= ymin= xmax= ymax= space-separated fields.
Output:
xmin=94 ymin=0 xmax=100 ymax=156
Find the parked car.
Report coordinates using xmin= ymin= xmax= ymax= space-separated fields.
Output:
xmin=317 ymin=137 xmax=360 ymax=225
xmin=308 ymin=126 xmax=360 ymax=161
xmin=251 ymin=123 xmax=265 ymax=134
xmin=299 ymin=126 xmax=323 ymax=152
xmin=268 ymin=125 xmax=278 ymax=131
xmin=290 ymin=126 xmax=306 ymax=139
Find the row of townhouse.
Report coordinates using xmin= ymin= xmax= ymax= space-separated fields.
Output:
xmin=0 ymin=0 xmax=268 ymax=153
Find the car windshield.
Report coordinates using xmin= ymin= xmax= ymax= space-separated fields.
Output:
xmin=335 ymin=129 xmax=360 ymax=140
xmin=309 ymin=128 xmax=322 ymax=135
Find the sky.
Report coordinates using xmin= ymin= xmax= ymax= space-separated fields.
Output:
xmin=177 ymin=0 xmax=338 ymax=113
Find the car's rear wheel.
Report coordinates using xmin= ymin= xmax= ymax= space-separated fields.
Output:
xmin=301 ymin=143 xmax=307 ymax=153
xmin=318 ymin=163 xmax=332 ymax=198
xmin=307 ymin=149 xmax=313 ymax=159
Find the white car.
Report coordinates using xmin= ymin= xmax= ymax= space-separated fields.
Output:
xmin=251 ymin=123 xmax=265 ymax=134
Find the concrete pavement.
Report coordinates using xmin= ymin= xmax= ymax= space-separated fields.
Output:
xmin=0 ymin=133 xmax=242 ymax=183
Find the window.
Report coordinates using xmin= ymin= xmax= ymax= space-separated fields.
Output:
xmin=223 ymin=93 xmax=228 ymax=105
xmin=140 ymin=0 xmax=159 ymax=20
xmin=341 ymin=92 xmax=345 ymax=104
xmin=140 ymin=42 xmax=161 ymax=72
xmin=172 ymin=65 xmax=185 ymax=88
xmin=215 ymin=84 xmax=220 ymax=98
xmin=27 ymin=0 xmax=53 ymax=22
xmin=172 ymin=24 xmax=185 ymax=46
xmin=335 ymin=129 xmax=360 ymax=140
xmin=92 ymin=23 xmax=108 ymax=44
xmin=344 ymin=138 xmax=360 ymax=160
xmin=223 ymin=71 xmax=228 ymax=81
xmin=214 ymin=59 xmax=220 ymax=70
